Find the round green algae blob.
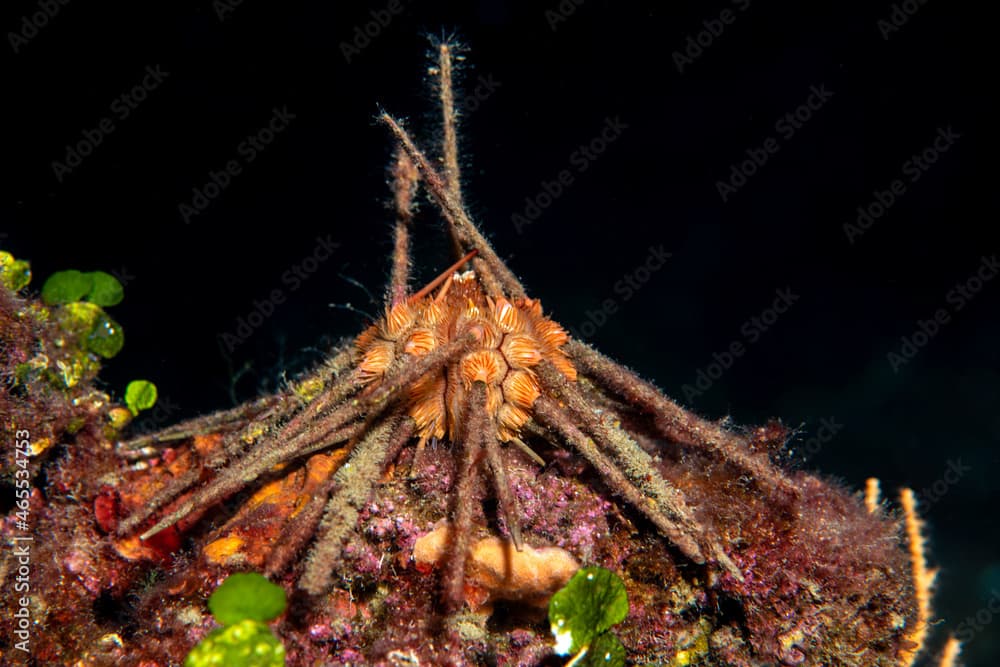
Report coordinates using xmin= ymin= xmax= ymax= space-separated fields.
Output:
xmin=209 ymin=572 xmax=287 ymax=626
xmin=42 ymin=270 xmax=92 ymax=305
xmin=184 ymin=619 xmax=285 ymax=667
xmin=85 ymin=311 xmax=124 ymax=358
xmin=125 ymin=379 xmax=158 ymax=415
xmin=85 ymin=270 xmax=124 ymax=306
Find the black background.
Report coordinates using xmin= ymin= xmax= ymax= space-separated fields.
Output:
xmin=3 ymin=1 xmax=995 ymax=664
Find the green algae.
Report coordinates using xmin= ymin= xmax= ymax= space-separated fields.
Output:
xmin=209 ymin=573 xmax=287 ymax=626
xmin=124 ymin=379 xmax=158 ymax=416
xmin=0 ymin=251 xmax=31 ymax=290
xmin=550 ymin=567 xmax=628 ymax=667
xmin=185 ymin=573 xmax=287 ymax=667
xmin=184 ymin=619 xmax=285 ymax=667
xmin=41 ymin=269 xmax=123 ymax=306
xmin=56 ymin=301 xmax=124 ymax=359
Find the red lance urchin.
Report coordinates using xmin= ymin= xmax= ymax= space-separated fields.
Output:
xmin=118 ymin=43 xmax=752 ymax=600
xmin=108 ymin=41 xmax=955 ymax=667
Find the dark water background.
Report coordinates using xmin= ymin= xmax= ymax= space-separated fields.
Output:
xmin=4 ymin=1 xmax=995 ymax=664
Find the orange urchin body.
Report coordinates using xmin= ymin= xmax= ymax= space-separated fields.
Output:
xmin=356 ymin=270 xmax=576 ymax=445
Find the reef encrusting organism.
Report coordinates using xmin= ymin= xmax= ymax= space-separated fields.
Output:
xmin=0 ymin=42 xmax=960 ymax=667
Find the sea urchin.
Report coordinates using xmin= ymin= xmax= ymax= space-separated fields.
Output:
xmin=116 ymin=40 xmax=778 ymax=603
xmin=107 ymin=41 xmax=952 ymax=667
